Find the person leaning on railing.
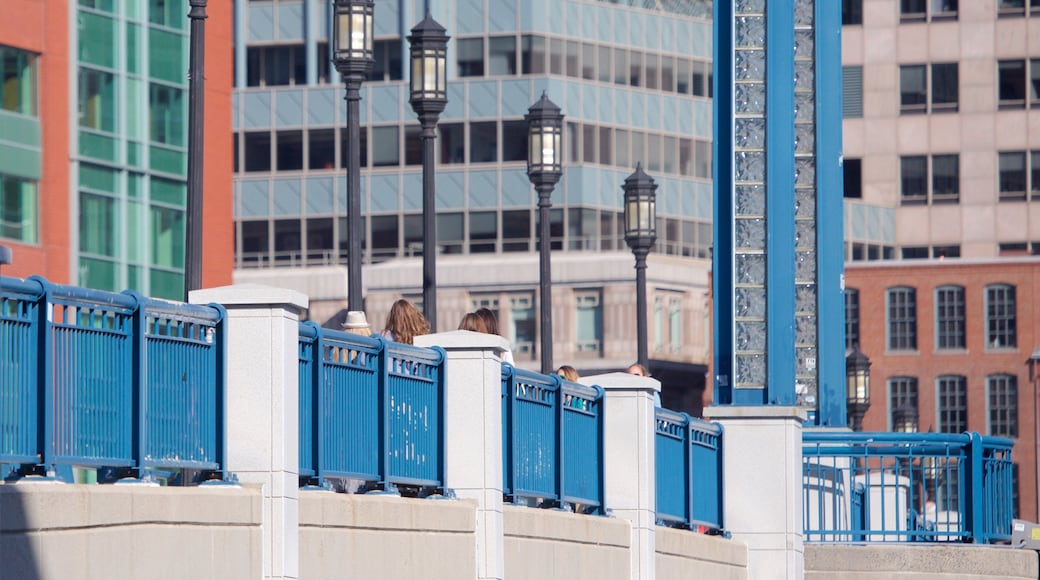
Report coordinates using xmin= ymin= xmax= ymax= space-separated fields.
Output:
xmin=339 ymin=310 xmax=373 ymax=365
xmin=381 ymin=299 xmax=429 ymax=345
xmin=474 ymin=307 xmax=515 ymax=364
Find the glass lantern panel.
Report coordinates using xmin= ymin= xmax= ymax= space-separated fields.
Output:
xmin=351 ymin=13 xmax=366 ymax=52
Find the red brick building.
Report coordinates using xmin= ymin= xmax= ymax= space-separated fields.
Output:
xmin=846 ymin=258 xmax=1040 ymax=521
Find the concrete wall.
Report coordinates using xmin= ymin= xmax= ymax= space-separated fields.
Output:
xmin=805 ymin=544 xmax=1039 ymax=580
xmin=656 ymin=527 xmax=749 ymax=580
xmin=299 ymin=492 xmax=478 ymax=580
xmin=503 ymin=506 xmax=631 ymax=579
xmin=0 ymin=483 xmax=261 ymax=579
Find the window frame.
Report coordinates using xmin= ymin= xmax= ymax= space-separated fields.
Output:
xmin=987 ymin=373 xmax=1018 ymax=438
xmin=985 ymin=284 xmax=1017 ymax=349
xmin=935 ymin=285 xmax=965 ymax=350
xmin=888 ymin=376 xmax=919 ymax=430
xmin=887 ymin=286 xmax=918 ymax=351
xmin=937 ymin=375 xmax=968 ymax=434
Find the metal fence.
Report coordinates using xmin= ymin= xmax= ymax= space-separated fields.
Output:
xmin=655 ymin=408 xmax=724 ymax=532
xmin=298 ymin=322 xmax=446 ymax=492
xmin=802 ymin=431 xmax=1014 ymax=544
xmin=500 ymin=364 xmax=605 ymax=512
xmin=0 ymin=275 xmax=226 ymax=480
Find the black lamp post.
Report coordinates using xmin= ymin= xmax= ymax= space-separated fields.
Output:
xmin=845 ymin=346 xmax=871 ymax=431
xmin=333 ymin=0 xmax=374 ymax=312
xmin=184 ymin=0 xmax=207 ymax=300
xmin=623 ymin=164 xmax=658 ymax=370
xmin=1028 ymin=349 xmax=1040 ymax=521
xmin=525 ymin=92 xmax=563 ymax=374
xmin=407 ymin=13 xmax=448 ymax=332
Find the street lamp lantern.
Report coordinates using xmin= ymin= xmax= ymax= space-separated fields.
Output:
xmin=526 ymin=92 xmax=564 ymax=374
xmin=845 ymin=346 xmax=871 ymax=431
xmin=623 ymin=163 xmax=658 ymax=369
xmin=332 ymin=0 xmax=375 ymax=312
xmin=333 ymin=0 xmax=374 ymax=68
xmin=408 ymin=13 xmax=449 ymax=331
xmin=408 ymin=14 xmax=448 ymax=106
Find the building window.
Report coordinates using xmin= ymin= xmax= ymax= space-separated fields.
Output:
xmin=368 ymin=39 xmax=403 ymax=83
xmin=669 ymin=296 xmax=682 ymax=354
xmin=488 ymin=36 xmax=517 ymax=76
xmin=987 ymin=374 xmax=1018 ymax=437
xmin=887 ymin=286 xmax=917 ymax=351
xmin=1 ymin=45 xmax=37 ymax=116
xmin=149 ymin=84 xmax=184 ymax=147
xmin=998 ymin=0 xmax=1040 ymax=17
xmin=0 ymin=174 xmax=38 ymax=243
xmin=937 ymin=375 xmax=968 ymax=433
xmin=509 ymin=293 xmax=536 ymax=360
xmin=521 ymin=35 xmax=546 ymax=75
xmin=470 ymin=122 xmax=497 ymax=163
xmin=900 ymin=154 xmax=958 ymax=204
xmin=244 ymin=132 xmax=272 ymax=172
xmin=998 ymin=59 xmax=1040 ymax=109
xmin=888 ymin=377 xmax=919 ymax=428
xmin=846 ymin=288 xmax=860 ymax=351
xmin=371 ymin=126 xmax=400 ymax=167
xmin=901 ymin=0 xmax=958 ymax=22
xmin=998 ymin=150 xmax=1040 ymax=201
xmin=457 ymin=38 xmax=484 ymax=77
xmin=844 ymin=158 xmax=862 ymax=198
xmin=843 ymin=66 xmax=863 ymax=118
xmin=575 ymin=289 xmax=603 ymax=355
xmin=900 ymin=63 xmax=958 ymax=114
xmin=842 ymin=0 xmax=863 ymax=25
xmin=986 ymin=284 xmax=1017 ymax=348
xmin=79 ymin=67 xmax=116 ymax=132
xmin=935 ymin=285 xmax=965 ymax=349
xmin=246 ymin=44 xmax=307 ymax=87
xmin=440 ymin=123 xmax=465 ymax=164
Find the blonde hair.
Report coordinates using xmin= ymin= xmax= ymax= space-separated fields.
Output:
xmin=458 ymin=312 xmax=488 ymax=333
xmin=556 ymin=365 xmax=579 ymax=382
xmin=383 ymin=299 xmax=430 ymax=345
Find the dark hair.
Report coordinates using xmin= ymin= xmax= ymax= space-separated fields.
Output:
xmin=475 ymin=307 xmax=499 ymax=336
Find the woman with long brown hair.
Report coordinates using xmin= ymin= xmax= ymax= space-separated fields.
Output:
xmin=381 ymin=299 xmax=430 ymax=345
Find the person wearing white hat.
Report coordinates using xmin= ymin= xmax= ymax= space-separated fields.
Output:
xmin=341 ymin=311 xmax=372 ymax=336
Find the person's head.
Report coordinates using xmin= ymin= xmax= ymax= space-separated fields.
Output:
xmin=341 ymin=310 xmax=372 ymax=336
xmin=458 ymin=312 xmax=488 ymax=333
xmin=383 ymin=299 xmax=430 ymax=345
xmin=556 ymin=365 xmax=579 ymax=382
xmin=475 ymin=307 xmax=499 ymax=336
xmin=626 ymin=363 xmax=649 ymax=377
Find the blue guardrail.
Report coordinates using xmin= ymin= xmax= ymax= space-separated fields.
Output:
xmin=298 ymin=322 xmax=446 ymax=492
xmin=501 ymin=363 xmax=605 ymax=513
xmin=0 ymin=275 xmax=226 ymax=481
xmin=655 ymin=408 xmax=724 ymax=532
xmin=802 ymin=431 xmax=1014 ymax=544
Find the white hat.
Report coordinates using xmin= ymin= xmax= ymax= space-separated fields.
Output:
xmin=341 ymin=311 xmax=370 ymax=329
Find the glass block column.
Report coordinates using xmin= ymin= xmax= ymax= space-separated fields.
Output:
xmin=714 ymin=0 xmax=845 ymax=426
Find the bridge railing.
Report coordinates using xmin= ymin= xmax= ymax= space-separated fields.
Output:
xmin=0 ymin=275 xmax=226 ymax=480
xmin=298 ymin=322 xmax=445 ymax=492
xmin=501 ymin=364 xmax=605 ymax=513
xmin=655 ymin=408 xmax=724 ymax=532
xmin=802 ymin=431 xmax=1014 ymax=544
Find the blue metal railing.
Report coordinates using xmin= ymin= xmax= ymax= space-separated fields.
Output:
xmin=501 ymin=364 xmax=605 ymax=513
xmin=298 ymin=322 xmax=445 ymax=491
xmin=655 ymin=408 xmax=724 ymax=532
xmin=802 ymin=431 xmax=1014 ymax=544
xmin=0 ymin=275 xmax=226 ymax=479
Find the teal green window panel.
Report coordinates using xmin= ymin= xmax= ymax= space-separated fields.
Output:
xmin=149 ymin=0 xmax=185 ymax=31
xmin=151 ymin=205 xmax=184 ymax=268
xmin=0 ymin=112 xmax=41 ymax=148
xmin=78 ymin=12 xmax=117 ymax=68
xmin=79 ymin=131 xmax=118 ymax=162
xmin=79 ymin=163 xmax=117 ymax=192
xmin=151 ymin=176 xmax=185 ymax=206
xmin=78 ymin=67 xmax=116 ymax=132
xmin=79 ymin=0 xmax=116 ymax=13
xmin=0 ymin=143 xmax=41 ymax=181
xmin=127 ymin=24 xmax=140 ymax=74
xmin=79 ymin=257 xmax=119 ymax=292
xmin=150 ymin=145 xmax=186 ymax=175
xmin=79 ymin=192 xmax=118 ymax=257
xmin=127 ymin=200 xmax=144 ymax=261
xmin=1 ymin=46 xmax=37 ymax=116
xmin=149 ymin=83 xmax=185 ymax=146
xmin=149 ymin=29 xmax=185 ymax=84
xmin=1 ymin=173 xmax=38 ymax=243
xmin=127 ymin=265 xmax=142 ymax=292
xmin=149 ymin=269 xmax=183 ymax=300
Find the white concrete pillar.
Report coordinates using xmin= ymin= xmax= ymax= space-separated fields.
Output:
xmin=190 ymin=284 xmax=308 ymax=580
xmin=414 ymin=330 xmax=508 ymax=580
xmin=707 ymin=406 xmax=806 ymax=580
xmin=580 ymin=372 xmax=660 ymax=580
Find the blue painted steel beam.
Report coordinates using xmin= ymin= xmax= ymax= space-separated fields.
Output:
xmin=814 ymin=0 xmax=847 ymax=427
xmin=711 ymin=0 xmax=735 ymax=405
